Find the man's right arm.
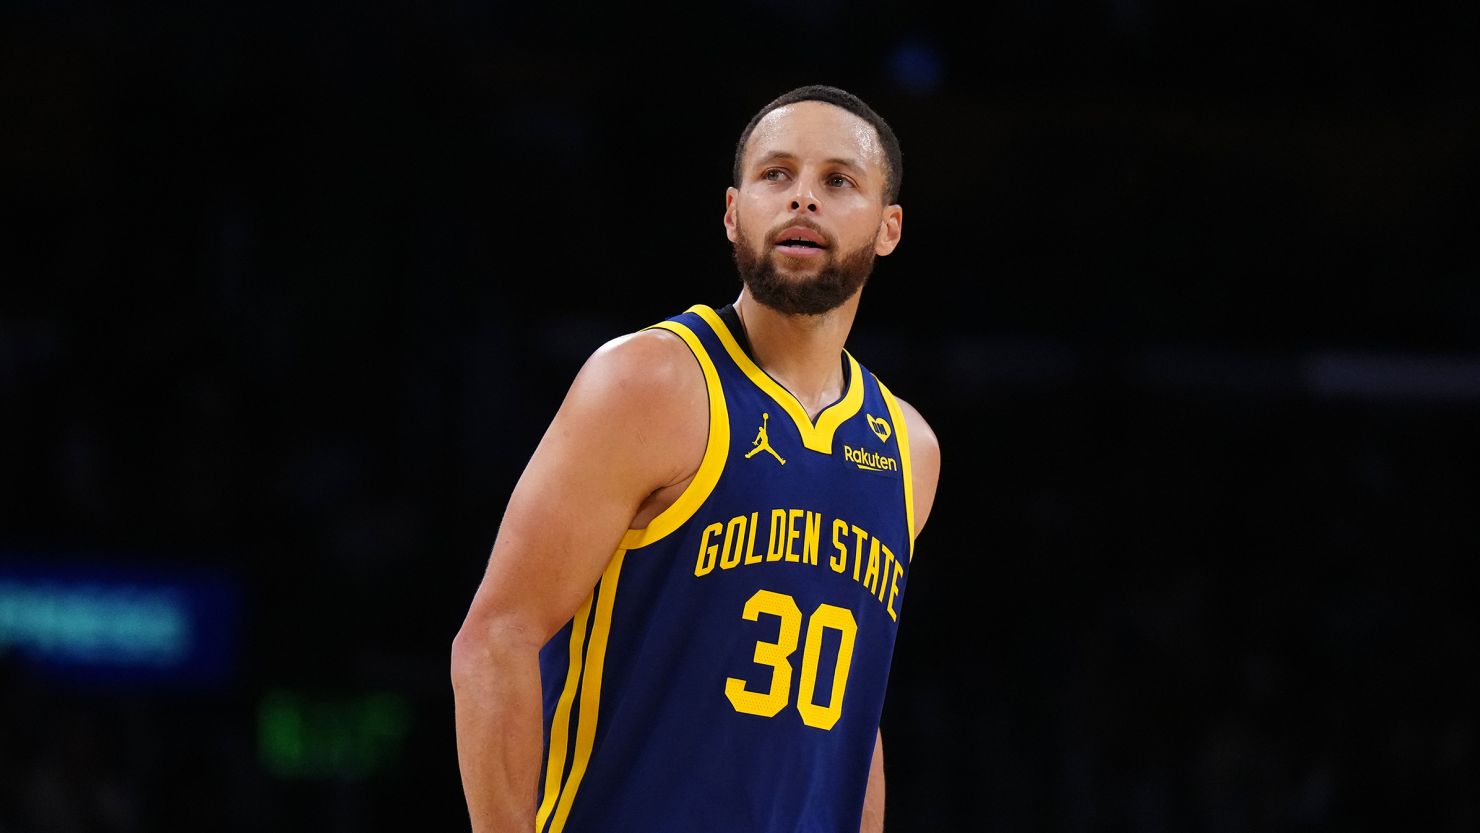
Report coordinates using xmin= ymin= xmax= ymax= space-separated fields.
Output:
xmin=449 ymin=328 xmax=707 ymax=833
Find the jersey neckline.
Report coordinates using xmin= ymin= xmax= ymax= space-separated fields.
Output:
xmin=688 ymin=303 xmax=863 ymax=455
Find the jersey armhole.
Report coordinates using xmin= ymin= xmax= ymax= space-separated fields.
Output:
xmin=618 ymin=319 xmax=730 ymax=550
xmin=876 ymin=377 xmax=916 ymax=562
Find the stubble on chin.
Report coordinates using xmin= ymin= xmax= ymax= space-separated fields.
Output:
xmin=731 ymin=227 xmax=875 ymax=316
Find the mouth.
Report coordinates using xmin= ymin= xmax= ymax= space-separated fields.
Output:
xmin=773 ymin=226 xmax=829 ymax=259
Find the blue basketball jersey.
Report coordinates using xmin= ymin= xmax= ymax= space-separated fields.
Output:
xmin=535 ymin=304 xmax=917 ymax=833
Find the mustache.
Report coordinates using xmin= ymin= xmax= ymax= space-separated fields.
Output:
xmin=767 ymin=218 xmax=832 ymax=247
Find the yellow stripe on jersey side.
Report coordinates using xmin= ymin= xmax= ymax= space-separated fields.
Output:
xmin=877 ymin=378 xmax=916 ymax=561
xmin=535 ymin=592 xmax=596 ymax=832
xmin=619 ymin=319 xmax=730 ymax=551
xmin=549 ymin=550 xmax=627 ymax=833
xmin=690 ymin=304 xmax=863 ymax=455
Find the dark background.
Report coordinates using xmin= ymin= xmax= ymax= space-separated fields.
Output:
xmin=3 ymin=1 xmax=1478 ymax=831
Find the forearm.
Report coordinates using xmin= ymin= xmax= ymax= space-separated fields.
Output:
xmin=860 ymin=729 xmax=885 ymax=833
xmin=452 ymin=630 xmax=546 ymax=833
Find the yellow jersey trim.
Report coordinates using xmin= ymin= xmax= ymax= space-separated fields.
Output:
xmin=535 ymin=591 xmax=595 ymax=831
xmin=549 ymin=550 xmax=627 ymax=833
xmin=618 ymin=320 xmax=730 ymax=551
xmin=877 ymin=378 xmax=916 ymax=561
xmin=689 ymin=304 xmax=863 ymax=454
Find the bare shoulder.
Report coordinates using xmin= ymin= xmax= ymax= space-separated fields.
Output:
xmin=892 ymin=394 xmax=942 ymax=538
xmin=893 ymin=396 xmax=940 ymax=464
xmin=464 ymin=325 xmax=709 ymax=644
xmin=575 ymin=326 xmax=706 ymax=402
xmin=559 ymin=326 xmax=709 ymax=485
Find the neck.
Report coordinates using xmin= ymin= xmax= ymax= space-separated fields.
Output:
xmin=733 ymin=287 xmax=859 ymax=420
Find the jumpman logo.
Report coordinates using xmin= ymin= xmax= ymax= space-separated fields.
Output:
xmin=745 ymin=412 xmax=786 ymax=465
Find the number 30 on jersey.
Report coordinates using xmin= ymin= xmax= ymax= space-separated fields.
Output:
xmin=725 ymin=589 xmax=858 ymax=730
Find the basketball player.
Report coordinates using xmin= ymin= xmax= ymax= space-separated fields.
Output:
xmin=452 ymin=84 xmax=941 ymax=833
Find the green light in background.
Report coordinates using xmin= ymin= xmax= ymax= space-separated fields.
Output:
xmin=258 ymin=689 xmax=412 ymax=779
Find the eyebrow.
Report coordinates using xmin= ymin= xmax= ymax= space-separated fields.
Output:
xmin=752 ymin=150 xmax=868 ymax=176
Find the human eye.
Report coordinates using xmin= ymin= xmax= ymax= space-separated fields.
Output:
xmin=826 ymin=173 xmax=854 ymax=188
xmin=761 ymin=168 xmax=789 ymax=182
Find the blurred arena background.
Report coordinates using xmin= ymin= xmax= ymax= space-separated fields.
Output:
xmin=2 ymin=1 xmax=1477 ymax=831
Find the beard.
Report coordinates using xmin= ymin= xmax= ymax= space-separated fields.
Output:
xmin=732 ymin=221 xmax=877 ymax=316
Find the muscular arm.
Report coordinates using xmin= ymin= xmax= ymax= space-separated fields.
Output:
xmin=449 ymin=330 xmax=707 ymax=833
xmin=862 ymin=396 xmax=940 ymax=833
xmin=897 ymin=395 xmax=941 ymax=541
xmin=861 ymin=729 xmax=885 ymax=833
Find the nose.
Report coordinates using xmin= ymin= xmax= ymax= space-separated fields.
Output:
xmin=789 ymin=180 xmax=819 ymax=213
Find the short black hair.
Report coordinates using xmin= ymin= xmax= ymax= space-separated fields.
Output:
xmin=732 ymin=84 xmax=903 ymax=204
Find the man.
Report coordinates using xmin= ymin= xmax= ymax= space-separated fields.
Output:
xmin=452 ymin=84 xmax=941 ymax=833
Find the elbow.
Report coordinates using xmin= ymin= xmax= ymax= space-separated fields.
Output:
xmin=450 ymin=613 xmax=545 ymax=691
xmin=450 ymin=617 xmax=499 ymax=691
xmin=449 ymin=624 xmax=483 ymax=691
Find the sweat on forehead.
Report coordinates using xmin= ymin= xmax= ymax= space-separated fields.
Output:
xmin=746 ymin=102 xmax=882 ymax=161
xmin=731 ymin=86 xmax=904 ymax=204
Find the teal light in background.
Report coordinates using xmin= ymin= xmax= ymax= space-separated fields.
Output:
xmin=0 ymin=580 xmax=189 ymax=664
xmin=0 ymin=556 xmax=240 ymax=687
xmin=258 ymin=689 xmax=412 ymax=779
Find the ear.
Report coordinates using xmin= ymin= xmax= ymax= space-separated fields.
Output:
xmin=724 ymin=187 xmax=739 ymax=243
xmin=874 ymin=203 xmax=903 ymax=256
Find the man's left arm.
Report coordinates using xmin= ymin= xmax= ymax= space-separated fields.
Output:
xmin=863 ymin=395 xmax=940 ymax=833
xmin=861 ymin=729 xmax=886 ymax=833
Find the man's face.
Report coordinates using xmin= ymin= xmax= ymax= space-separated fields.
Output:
xmin=725 ymin=101 xmax=903 ymax=316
